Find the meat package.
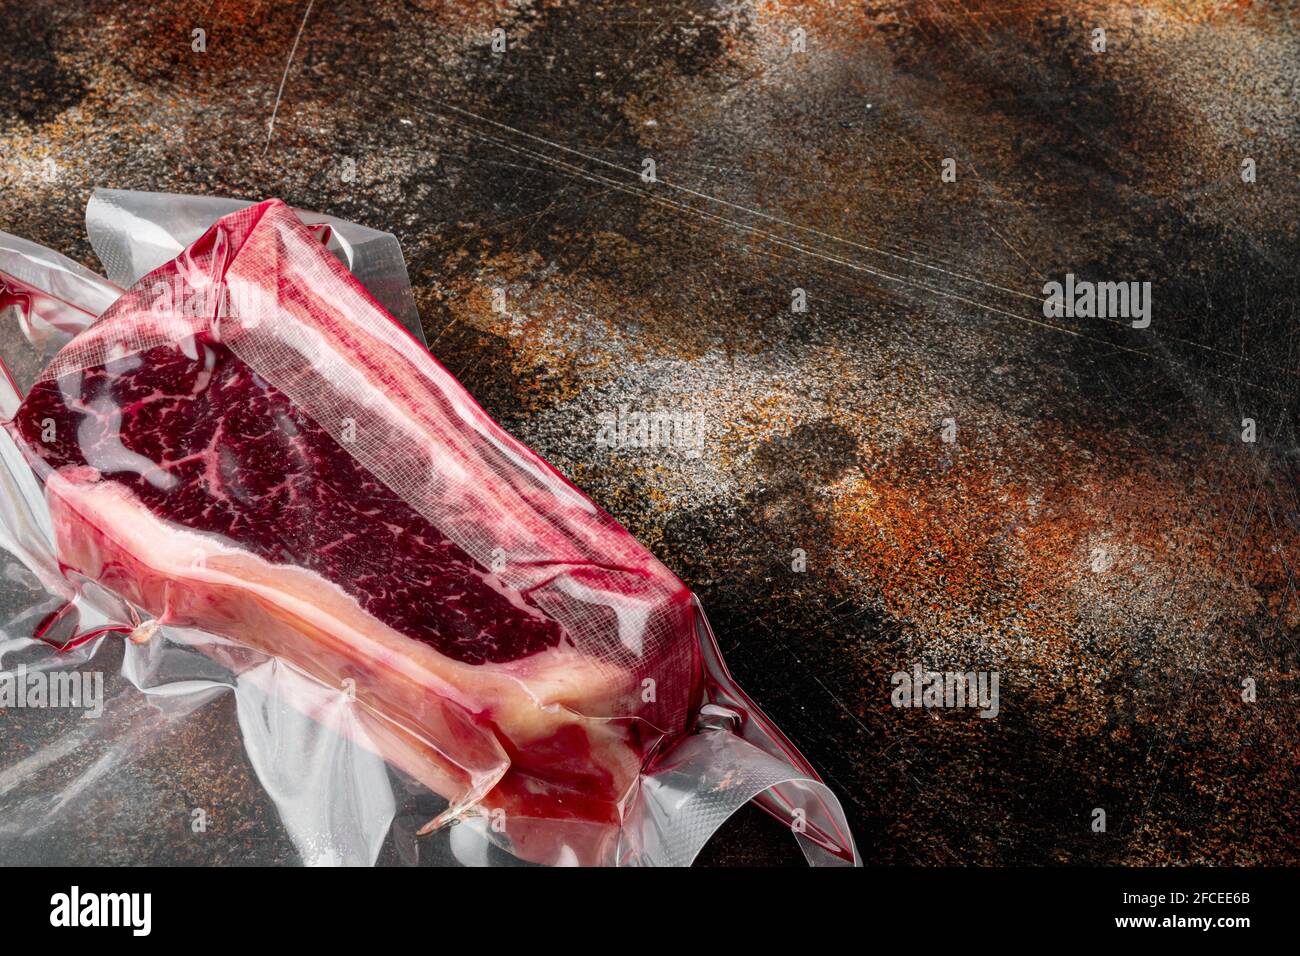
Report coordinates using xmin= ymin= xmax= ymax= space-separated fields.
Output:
xmin=0 ymin=193 xmax=857 ymax=866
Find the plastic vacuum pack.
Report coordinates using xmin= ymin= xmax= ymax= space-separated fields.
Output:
xmin=0 ymin=191 xmax=857 ymax=867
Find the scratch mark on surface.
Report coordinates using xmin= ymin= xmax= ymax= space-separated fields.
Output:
xmin=264 ymin=0 xmax=316 ymax=155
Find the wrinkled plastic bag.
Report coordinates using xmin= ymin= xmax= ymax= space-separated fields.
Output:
xmin=0 ymin=190 xmax=857 ymax=867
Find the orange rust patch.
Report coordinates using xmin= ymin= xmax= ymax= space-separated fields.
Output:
xmin=827 ymin=428 xmax=1300 ymax=642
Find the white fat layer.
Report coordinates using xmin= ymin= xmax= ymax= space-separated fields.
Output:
xmin=47 ymin=473 xmax=618 ymax=715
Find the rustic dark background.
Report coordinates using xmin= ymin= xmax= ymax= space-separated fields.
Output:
xmin=1 ymin=0 xmax=1298 ymax=865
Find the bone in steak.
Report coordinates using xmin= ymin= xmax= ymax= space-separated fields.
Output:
xmin=9 ymin=200 xmax=703 ymax=864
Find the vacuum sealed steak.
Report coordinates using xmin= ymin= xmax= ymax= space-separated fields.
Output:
xmin=7 ymin=200 xmax=704 ymax=864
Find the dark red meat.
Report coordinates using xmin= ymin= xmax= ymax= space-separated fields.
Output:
xmin=17 ymin=336 xmax=565 ymax=666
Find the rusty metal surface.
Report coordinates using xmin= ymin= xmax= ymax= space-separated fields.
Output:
xmin=1 ymin=0 xmax=1298 ymax=865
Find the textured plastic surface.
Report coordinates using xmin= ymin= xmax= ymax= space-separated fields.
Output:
xmin=85 ymin=189 xmax=426 ymax=347
xmin=0 ymin=229 xmax=122 ymax=404
xmin=0 ymin=195 xmax=857 ymax=866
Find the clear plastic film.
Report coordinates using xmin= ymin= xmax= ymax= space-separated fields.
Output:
xmin=0 ymin=192 xmax=857 ymax=867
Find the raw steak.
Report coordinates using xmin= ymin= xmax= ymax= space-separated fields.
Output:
xmin=8 ymin=200 xmax=702 ymax=864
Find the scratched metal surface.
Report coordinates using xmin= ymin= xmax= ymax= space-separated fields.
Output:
xmin=1 ymin=0 xmax=1298 ymax=865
